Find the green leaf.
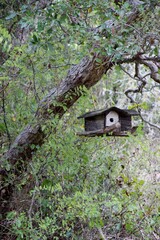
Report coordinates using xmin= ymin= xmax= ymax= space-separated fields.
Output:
xmin=0 ymin=123 xmax=6 ymax=132
xmin=7 ymin=211 xmax=17 ymax=220
xmin=95 ymin=58 xmax=102 ymax=63
xmin=6 ymin=11 xmax=17 ymax=20
xmin=0 ymin=36 xmax=3 ymax=44
xmin=139 ymin=180 xmax=145 ymax=186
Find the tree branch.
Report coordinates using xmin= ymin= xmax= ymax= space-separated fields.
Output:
xmin=119 ymin=54 xmax=160 ymax=84
xmin=138 ymin=57 xmax=160 ymax=84
xmin=1 ymin=1 xmax=159 ymax=166
xmin=2 ymin=55 xmax=111 ymax=165
xmin=138 ymin=109 xmax=160 ymax=131
xmin=1 ymin=81 xmax=11 ymax=148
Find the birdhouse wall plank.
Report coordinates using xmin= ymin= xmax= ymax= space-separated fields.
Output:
xmin=85 ymin=115 xmax=104 ymax=131
xmin=120 ymin=116 xmax=131 ymax=131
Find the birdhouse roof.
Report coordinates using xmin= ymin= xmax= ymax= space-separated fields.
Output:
xmin=78 ymin=107 xmax=139 ymax=119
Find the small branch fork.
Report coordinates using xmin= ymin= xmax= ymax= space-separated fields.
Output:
xmin=120 ymin=54 xmax=160 ymax=84
xmin=123 ymin=62 xmax=147 ymax=103
xmin=138 ymin=56 xmax=160 ymax=84
xmin=119 ymin=53 xmax=160 ymax=131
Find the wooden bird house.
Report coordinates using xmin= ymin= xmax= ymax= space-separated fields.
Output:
xmin=77 ymin=107 xmax=139 ymax=137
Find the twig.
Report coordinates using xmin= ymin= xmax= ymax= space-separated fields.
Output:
xmin=28 ymin=188 xmax=36 ymax=228
xmin=138 ymin=108 xmax=160 ymax=130
xmin=120 ymin=64 xmax=136 ymax=80
xmin=57 ymin=21 xmax=69 ymax=36
xmin=0 ymin=82 xmax=9 ymax=95
xmin=134 ymin=62 xmax=146 ymax=93
xmin=152 ymin=231 xmax=159 ymax=240
xmin=1 ymin=81 xmax=11 ymax=148
xmin=124 ymin=62 xmax=146 ymax=102
xmin=98 ymin=227 xmax=107 ymax=240
xmin=30 ymin=59 xmax=40 ymax=103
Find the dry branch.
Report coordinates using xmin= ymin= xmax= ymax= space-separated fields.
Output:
xmin=139 ymin=58 xmax=160 ymax=84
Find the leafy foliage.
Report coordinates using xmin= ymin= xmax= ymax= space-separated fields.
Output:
xmin=0 ymin=1 xmax=160 ymax=239
xmin=4 ymin=104 xmax=159 ymax=239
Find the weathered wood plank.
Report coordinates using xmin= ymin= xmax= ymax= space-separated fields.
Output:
xmin=77 ymin=125 xmax=138 ymax=137
xmin=85 ymin=115 xmax=104 ymax=131
xmin=78 ymin=122 xmax=121 ymax=136
xmin=120 ymin=116 xmax=131 ymax=131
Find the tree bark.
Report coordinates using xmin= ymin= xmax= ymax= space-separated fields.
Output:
xmin=2 ymin=55 xmax=111 ymax=165
xmin=1 ymin=1 xmax=145 ymax=166
xmin=0 ymin=1 xmax=159 ymax=232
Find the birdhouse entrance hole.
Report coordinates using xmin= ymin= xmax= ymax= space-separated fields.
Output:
xmin=106 ymin=111 xmax=119 ymax=127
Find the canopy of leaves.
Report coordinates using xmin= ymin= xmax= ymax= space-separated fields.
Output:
xmin=0 ymin=1 xmax=160 ymax=239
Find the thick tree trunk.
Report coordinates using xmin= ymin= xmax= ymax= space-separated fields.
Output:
xmin=0 ymin=55 xmax=111 ymax=239
xmin=1 ymin=1 xmax=144 ymax=165
xmin=0 ymin=2 xmax=159 ymax=237
xmin=2 ymin=55 xmax=111 ymax=165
